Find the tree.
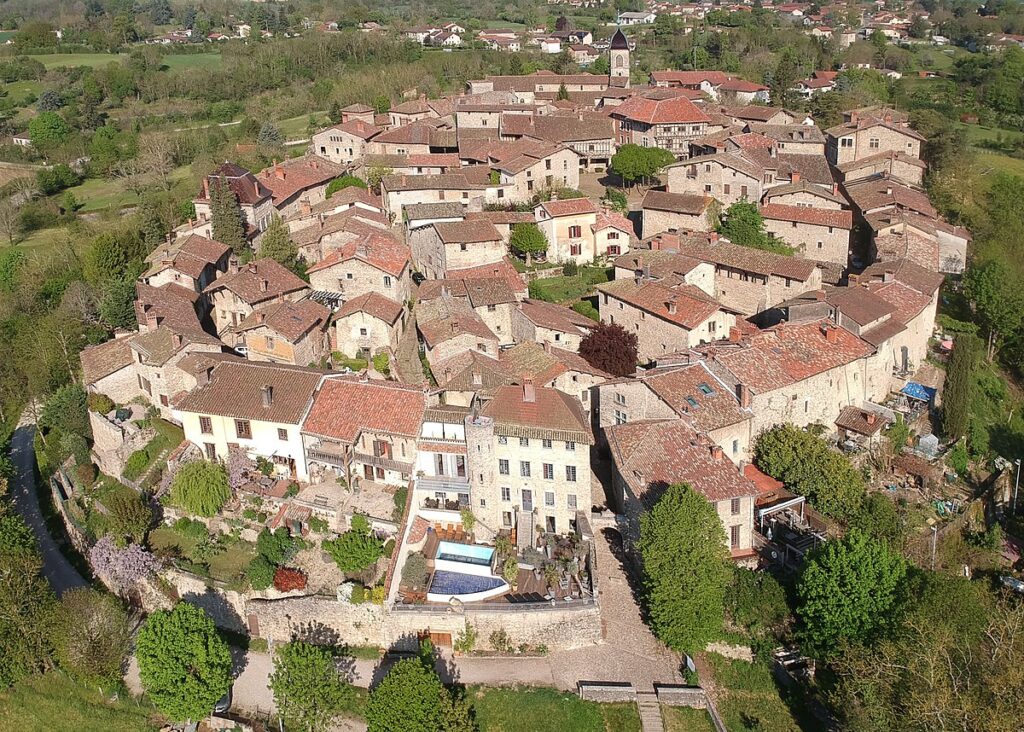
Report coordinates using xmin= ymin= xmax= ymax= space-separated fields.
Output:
xmin=509 ymin=223 xmax=548 ymax=265
xmin=640 ymin=483 xmax=729 ymax=652
xmin=257 ymin=122 xmax=283 ymax=148
xmin=611 ymin=144 xmax=676 ymax=187
xmin=578 ymin=321 xmax=638 ymax=377
xmin=325 ymin=175 xmax=368 ymax=198
xmin=39 ymin=383 xmax=89 ymax=440
xmin=53 ymin=588 xmax=133 ymax=686
xmin=88 ymin=537 xmax=160 ymax=591
xmin=210 ymin=177 xmax=247 ymax=256
xmin=170 ymin=461 xmax=231 ymax=517
xmin=83 ymin=229 xmax=146 ymax=285
xmin=259 ymin=215 xmax=298 ymax=272
xmin=372 ymin=95 xmax=391 ymax=114
xmin=767 ymin=50 xmax=799 ymax=109
xmin=557 ymin=83 xmax=570 ymax=101
xmin=365 ymin=658 xmax=445 ymax=732
xmin=99 ymin=278 xmax=140 ymax=329
xmin=256 ymin=527 xmax=298 ymax=565
xmin=366 ymin=165 xmax=393 ymax=190
xmin=942 ymin=332 xmax=981 ymax=442
xmin=136 ymin=603 xmax=232 ymax=722
xmin=796 ymin=530 xmax=906 ymax=658
xmin=104 ymin=488 xmax=152 ymax=546
xmin=323 ymin=516 xmax=384 ymax=573
xmin=28 ymin=111 xmax=71 ymax=152
xmin=964 ymin=258 xmax=1024 ymax=361
xmin=724 ymin=567 xmax=789 ymax=637
xmin=718 ymin=201 xmax=793 ymax=255
xmin=270 ymin=641 xmax=354 ymax=732
xmin=591 ymin=55 xmax=610 ymax=75
xmin=848 ymin=493 xmax=905 ymax=550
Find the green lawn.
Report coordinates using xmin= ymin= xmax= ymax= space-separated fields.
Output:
xmin=662 ymin=705 xmax=717 ymax=732
xmin=162 ymin=53 xmax=222 ymax=70
xmin=0 ymin=672 xmax=163 ymax=731
xmin=276 ymin=111 xmax=328 ymax=140
xmin=29 ymin=53 xmax=125 ymax=69
xmin=704 ymin=655 xmax=801 ymax=732
xmin=66 ymin=177 xmax=139 ymax=212
xmin=148 ymin=525 xmax=202 ymax=558
xmin=4 ymin=80 xmax=42 ymax=104
xmin=527 ymin=266 xmax=612 ymax=305
xmin=469 ymin=686 xmax=640 ymax=731
xmin=975 ymin=151 xmax=1024 ymax=178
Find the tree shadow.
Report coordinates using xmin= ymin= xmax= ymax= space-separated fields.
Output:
xmin=600 ymin=525 xmax=651 ymax=625
xmin=291 ymin=619 xmax=341 ymax=647
xmin=182 ymin=589 xmax=249 ymax=675
xmin=433 ymin=649 xmax=461 ymax=685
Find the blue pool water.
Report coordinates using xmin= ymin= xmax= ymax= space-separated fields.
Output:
xmin=430 ymin=570 xmax=506 ymax=595
xmin=436 ymin=541 xmax=494 ymax=567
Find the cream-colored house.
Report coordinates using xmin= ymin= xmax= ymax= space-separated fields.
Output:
xmin=311 ymin=120 xmax=381 ymax=165
xmin=331 ymin=292 xmax=407 ymax=359
xmin=306 ymin=236 xmax=412 ymax=304
xmin=408 ymin=220 xmax=505 ymax=280
xmin=204 ymin=259 xmax=309 ymax=342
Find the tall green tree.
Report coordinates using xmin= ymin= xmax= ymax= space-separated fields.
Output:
xmin=509 ymin=223 xmax=548 ymax=265
xmin=28 ymin=111 xmax=71 ymax=152
xmin=259 ymin=215 xmax=298 ymax=272
xmin=170 ymin=461 xmax=231 ymax=517
xmin=136 ymin=603 xmax=232 ymax=722
xmin=365 ymin=653 xmax=472 ymax=732
xmin=611 ymin=144 xmax=675 ymax=187
xmin=53 ymin=588 xmax=133 ymax=686
xmin=639 ymin=482 xmax=729 ymax=652
xmin=942 ymin=332 xmax=981 ymax=442
xmin=210 ymin=177 xmax=247 ymax=256
xmin=797 ymin=530 xmax=906 ymax=658
xmin=718 ymin=201 xmax=793 ymax=255
xmin=270 ymin=641 xmax=354 ymax=732
xmin=964 ymin=258 xmax=1024 ymax=361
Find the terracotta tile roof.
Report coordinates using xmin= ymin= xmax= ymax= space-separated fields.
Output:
xmin=417 ymin=296 xmax=499 ymax=348
xmin=537 ymin=198 xmax=598 ymax=217
xmin=606 ymin=419 xmax=757 ymax=503
xmin=859 ymin=258 xmax=943 ymax=297
xmin=613 ymin=250 xmax=704 ymax=280
xmin=405 ymin=202 xmax=465 ymax=221
xmin=334 ymin=292 xmax=404 ymax=324
xmin=704 ymin=318 xmax=874 ymax=393
xmin=641 ymin=362 xmax=750 ymax=432
xmin=373 ymin=123 xmax=451 ymax=147
xmin=465 ymin=210 xmax=535 ymax=226
xmin=480 ymin=384 xmax=593 ymax=443
xmin=719 ymin=78 xmax=769 ymax=92
xmin=598 ymin=278 xmax=725 ymax=330
xmin=650 ymin=70 xmax=736 ymax=86
xmin=836 ymin=149 xmax=927 ymax=172
xmin=144 ymin=234 xmax=230 ymax=280
xmin=134 ymin=282 xmax=211 ymax=337
xmin=235 ymin=299 xmax=330 ymax=341
xmin=500 ymin=341 xmax=609 ymax=384
xmin=447 ymin=257 xmax=526 ymax=295
xmin=748 ymin=123 xmax=825 ymax=144
xmin=719 ymin=105 xmax=792 ymax=122
xmin=759 ymin=203 xmax=853 ymax=229
xmin=80 ymin=337 xmax=134 ymax=384
xmin=461 ymin=278 xmax=518 ymax=307
xmin=530 ymin=114 xmax=614 ymax=143
xmin=201 ymin=162 xmax=272 ymax=206
xmin=130 ymin=324 xmax=220 ymax=366
xmin=381 ymin=172 xmax=486 ymax=192
xmin=433 ymin=220 xmax=502 ymax=244
xmin=302 ymin=376 xmax=427 ymax=442
xmin=860 ymin=317 xmax=908 ymax=346
xmin=517 ymin=299 xmax=595 ymax=335
xmin=593 ymin=209 xmax=635 ymax=237
xmin=826 ymin=285 xmax=897 ymax=326
xmin=204 ymin=259 xmax=308 ymax=305
xmin=671 ymin=237 xmax=820 ymax=282
xmin=174 ymin=360 xmax=323 ymax=424
xmin=434 ymin=350 xmax=512 ymax=391
xmin=798 ymin=77 xmax=835 ymax=89
xmin=642 ymin=190 xmax=712 ymax=216
xmin=727 ymin=132 xmax=775 ymax=150
xmin=865 ymin=280 xmax=933 ymax=324
xmin=611 ymin=95 xmax=711 ymax=125
xmin=825 ymin=116 xmax=926 ymax=143
xmin=842 ymin=175 xmax=937 ymax=217
xmin=305 ymin=236 xmax=410 ymax=278
xmin=835 ymin=405 xmax=889 ymax=436
xmin=762 ymin=180 xmax=844 ymax=205
xmin=874 ymin=228 xmax=939 ymax=271
xmin=256 ymin=156 xmax=346 ymax=206
xmin=318 ymin=186 xmax=384 ymax=211
xmin=326 ymin=119 xmax=381 ymax=140
xmin=292 ymin=211 xmax=396 ymax=250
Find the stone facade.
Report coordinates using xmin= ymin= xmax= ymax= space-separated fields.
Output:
xmin=712 ymin=265 xmax=823 ymax=317
xmin=408 ymin=225 xmax=506 ymax=280
xmin=333 ymin=310 xmax=406 ymax=359
xmin=308 ymin=256 xmax=411 ymax=305
xmin=498 ymin=148 xmax=580 ymax=203
xmin=762 ymin=218 xmax=851 ymax=266
xmin=241 ymin=324 xmax=330 ymax=367
xmin=642 ymin=207 xmax=711 ymax=238
xmin=827 ymin=123 xmax=922 ymax=166
xmin=665 ymin=159 xmax=761 ymax=206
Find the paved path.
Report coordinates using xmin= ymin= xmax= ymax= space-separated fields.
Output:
xmin=8 ymin=420 xmax=87 ymax=596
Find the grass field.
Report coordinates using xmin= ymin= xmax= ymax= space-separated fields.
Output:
xmin=662 ymin=705 xmax=717 ymax=732
xmin=0 ymin=672 xmax=163 ymax=732
xmin=4 ymin=80 xmax=43 ymax=104
xmin=976 ymin=151 xmax=1024 ymax=178
xmin=67 ymin=177 xmax=139 ymax=212
xmin=29 ymin=53 xmax=125 ymax=69
xmin=163 ymin=53 xmax=222 ymax=70
xmin=469 ymin=686 xmax=640 ymax=731
xmin=705 ymin=654 xmax=802 ymax=732
xmin=276 ymin=111 xmax=328 ymax=140
xmin=527 ymin=266 xmax=612 ymax=305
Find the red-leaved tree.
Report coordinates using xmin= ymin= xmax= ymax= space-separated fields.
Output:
xmin=578 ymin=321 xmax=639 ymax=377
xmin=273 ymin=567 xmax=307 ymax=592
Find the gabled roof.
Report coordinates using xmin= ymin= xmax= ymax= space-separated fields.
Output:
xmin=417 ymin=296 xmax=498 ymax=348
xmin=323 ymin=119 xmax=381 ymax=140
xmin=433 ymin=220 xmax=502 ymax=244
xmin=597 ymin=278 xmax=726 ymax=330
xmin=202 ymin=162 xmax=272 ymax=206
xmin=825 ymin=115 xmax=926 ymax=142
xmin=610 ymin=94 xmax=711 ymax=125
xmin=481 ymin=384 xmax=593 ymax=444
xmin=256 ymin=156 xmax=346 ymax=206
xmin=500 ymin=341 xmax=610 ymax=382
xmin=334 ymin=292 xmax=404 ymax=325
xmin=302 ymin=377 xmax=426 ymax=442
xmin=517 ymin=298 xmax=597 ymax=335
xmin=234 ymin=299 xmax=330 ymax=341
xmin=642 ymin=190 xmax=712 ymax=216
xmin=204 ymin=259 xmax=308 ymax=304
xmin=174 ymin=360 xmax=323 ymax=424
xmin=80 ymin=337 xmax=134 ymax=385
xmin=537 ymin=197 xmax=598 ymax=218
xmin=761 ymin=180 xmax=844 ymax=205
xmin=305 ymin=236 xmax=410 ymax=278
xmin=144 ymin=234 xmax=230 ymax=280
xmin=759 ymin=203 xmax=853 ymax=229
xmin=640 ymin=361 xmax=750 ymax=433
xmin=670 ymin=236 xmax=820 ymax=282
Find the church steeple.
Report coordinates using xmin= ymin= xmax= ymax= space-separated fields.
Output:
xmin=609 ymin=28 xmax=630 ymax=88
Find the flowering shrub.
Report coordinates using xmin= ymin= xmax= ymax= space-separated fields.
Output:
xmin=89 ymin=536 xmax=161 ymax=591
xmin=272 ymin=567 xmax=307 ymax=592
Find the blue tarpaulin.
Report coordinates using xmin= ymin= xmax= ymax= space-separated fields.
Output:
xmin=901 ymin=382 xmax=937 ymax=402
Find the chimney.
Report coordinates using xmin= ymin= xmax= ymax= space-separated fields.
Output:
xmin=885 ymin=185 xmax=893 ymax=196
xmin=832 ymin=183 xmax=839 ymax=195
xmin=197 ymin=366 xmax=213 ymax=386
xmin=259 ymin=278 xmax=269 ymax=292
xmin=472 ymin=371 xmax=482 ymax=385
xmin=256 ymin=311 xmax=266 ymax=323
xmin=172 ymin=333 xmax=183 ymax=349
xmin=228 ymin=255 xmax=239 ymax=273
xmin=769 ymin=144 xmax=777 ymax=158
xmin=247 ymin=262 xmax=258 ymax=273
xmin=866 ymin=412 xmax=877 ymax=425
xmin=729 ymin=326 xmax=741 ymax=343
xmin=823 ymin=324 xmax=838 ymax=343
xmin=791 ymin=171 xmax=801 ymax=183
xmin=542 ymin=340 xmax=551 ymax=353
xmin=300 ymin=199 xmax=311 ymax=216
xmin=736 ymin=383 xmax=751 ymax=408
xmin=666 ymin=295 xmax=678 ymax=315
xmin=189 ymin=217 xmax=194 ymax=228
xmin=523 ymin=378 xmax=536 ymax=403
xmin=882 ymin=269 xmax=894 ymax=283
xmin=710 ymin=444 xmax=724 ymax=461
xmin=261 ymin=384 xmax=273 ymax=407
xmin=709 ymin=231 xmax=719 ymax=243
xmin=146 ymin=313 xmax=161 ymax=330
xmin=202 ymin=177 xmax=210 ymax=199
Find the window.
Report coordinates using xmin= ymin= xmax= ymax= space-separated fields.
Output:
xmin=614 ymin=410 xmax=627 ymax=425
xmin=608 ymin=231 xmax=619 ymax=240
xmin=568 ymin=225 xmax=582 ymax=238
xmin=346 ymin=273 xmax=354 ymax=279
xmin=566 ymin=465 xmax=577 ymax=482
xmin=723 ymin=184 xmax=730 ymax=195
xmin=499 ymin=459 xmax=510 ymax=475
xmin=570 ymin=242 xmax=582 ymax=256
xmin=480 ymin=498 xmax=486 ymax=507
xmin=204 ymin=442 xmax=217 ymax=460
xmin=733 ymin=439 xmax=740 ymax=454
xmin=235 ymin=419 xmax=252 ymax=439
xmin=460 ymin=243 xmax=467 ymax=251
xmin=359 ymin=328 xmax=368 ymax=336
xmin=501 ymin=486 xmax=511 ymax=501
xmin=542 ymin=438 xmax=552 ymax=449
xmin=567 ymin=494 xmax=577 ymax=509
xmin=685 ymin=396 xmax=698 ymax=408
xmin=543 ymin=463 xmax=554 ymax=480
xmin=502 ymin=511 xmax=513 ymax=527
xmin=817 ymin=241 xmax=824 ymax=249
xmin=520 ymin=461 xmax=531 ymax=477
xmin=278 ymin=428 xmax=288 ymax=441
xmin=383 ymin=275 xmax=392 ymax=288
xmin=498 ymin=436 xmax=507 ymax=445
xmin=731 ymin=497 xmax=741 ymax=515
xmin=519 ymin=437 xmax=529 ymax=447
xmin=704 ymin=184 xmax=712 ymax=193
xmin=545 ymin=491 xmax=555 ymax=507
xmin=200 ymin=416 xmax=213 ymax=434
xmin=614 ymin=392 xmax=627 ymax=405
xmin=698 ymin=383 xmax=713 ymax=395
xmin=565 ymin=441 xmax=575 ymax=451
xmin=730 ymin=524 xmax=741 ymax=549
xmin=840 ymin=137 xmax=853 ymax=148
xmin=869 ymin=137 xmax=880 ymax=149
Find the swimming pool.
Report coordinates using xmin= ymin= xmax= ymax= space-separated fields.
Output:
xmin=427 ymin=570 xmax=509 ymax=604
xmin=436 ymin=541 xmax=494 ymax=566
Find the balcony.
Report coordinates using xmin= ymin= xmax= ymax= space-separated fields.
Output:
xmin=306 ymin=443 xmax=348 ymax=468
xmin=416 ymin=475 xmax=470 ymax=494
xmin=420 ymin=496 xmax=470 ymax=512
xmin=353 ymin=451 xmax=414 ymax=474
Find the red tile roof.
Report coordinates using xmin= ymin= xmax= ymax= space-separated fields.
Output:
xmin=204 ymin=259 xmax=308 ymax=305
xmin=447 ymin=257 xmax=526 ymax=294
xmin=174 ymin=360 xmax=323 ymax=424
xmin=302 ymin=377 xmax=427 ymax=442
xmin=334 ymin=292 xmax=404 ymax=325
xmin=80 ymin=337 xmax=134 ymax=385
xmin=537 ymin=198 xmax=598 ymax=217
xmin=641 ymin=362 xmax=750 ymax=432
xmin=599 ymin=278 xmax=726 ymax=330
xmin=480 ymin=384 xmax=593 ymax=443
xmin=306 ymin=236 xmax=410 ymax=278
xmin=328 ymin=119 xmax=381 ymax=140
xmin=759 ymin=203 xmax=853 ymax=229
xmin=433 ymin=220 xmax=503 ymax=244
xmin=650 ymin=70 xmax=736 ymax=86
xmin=257 ymin=156 xmax=346 ymax=206
xmin=235 ymin=299 xmax=330 ymax=341
xmin=611 ymin=95 xmax=711 ymax=125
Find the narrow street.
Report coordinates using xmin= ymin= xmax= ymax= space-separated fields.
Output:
xmin=8 ymin=419 xmax=87 ymax=596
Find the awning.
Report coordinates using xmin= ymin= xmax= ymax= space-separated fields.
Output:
xmin=900 ymin=382 xmax=937 ymax=402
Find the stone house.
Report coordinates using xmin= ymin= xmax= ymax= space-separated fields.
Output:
xmin=129 ymin=325 xmax=226 ymax=417
xmin=510 ymin=299 xmax=597 ymax=352
xmin=141 ymin=234 xmax=232 ymax=295
xmin=717 ymin=78 xmax=770 ymax=105
xmin=825 ymin=116 xmax=924 ymax=166
xmin=404 ymin=202 xmax=465 ymax=233
xmin=173 ymin=360 xmax=325 ymax=481
xmin=290 ymin=211 xmax=395 ymax=265
xmin=664 ymin=152 xmax=764 ymax=206
xmin=605 ymin=419 xmax=758 ymax=558
xmin=597 ymin=277 xmax=738 ymax=362
xmin=204 ymin=259 xmax=310 ymax=342
xmin=609 ymin=94 xmax=711 ymax=157
xmin=842 ymin=174 xmax=938 ymax=219
xmin=301 ymin=376 xmax=427 ymax=487
xmin=408 ymin=220 xmax=505 ymax=281
xmin=379 ymin=172 xmax=495 ymax=222
xmin=466 ymin=71 xmax=610 ymax=103
xmin=233 ymin=300 xmax=332 ymax=366
xmin=747 ymin=123 xmax=826 ymax=155
xmin=641 ymin=190 xmax=715 ymax=237
xmin=417 ymin=295 xmax=501 ymax=370
xmin=499 ymin=112 xmax=616 ymax=171
xmin=418 ymin=277 xmax=519 ymax=345
xmin=718 ymin=105 xmax=803 ymax=126
xmin=760 ymin=180 xmax=846 ymax=210
xmin=864 ymin=209 xmax=969 ymax=275
xmin=255 ymin=156 xmax=347 ymax=219
xmin=493 ymin=143 xmax=580 ymax=203
xmin=759 ymin=204 xmax=853 ymax=266
xmin=369 ymin=122 xmax=451 ymax=157
xmin=387 ymin=98 xmax=453 ymax=128
xmin=311 ymin=120 xmax=382 ymax=165
xmin=89 ymin=405 xmax=155 ymax=480
xmin=499 ymin=342 xmax=610 ymax=414
xmin=534 ymin=198 xmax=599 ymax=264
xmin=466 ymin=383 xmax=594 ymax=536
xmin=193 ymin=162 xmax=274 ymax=237
xmin=612 ymin=249 xmax=717 ymax=298
xmin=836 ymin=150 xmax=926 ymax=187
xmin=80 ymin=337 xmax=139 ymax=404
xmin=306 ymin=236 xmax=411 ymax=305
xmin=331 ymin=292 xmax=407 ymax=359
xmin=647 ymin=70 xmax=736 ymax=98
xmin=464 ymin=211 xmax=536 ymax=245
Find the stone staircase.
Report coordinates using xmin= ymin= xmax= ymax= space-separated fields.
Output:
xmin=516 ymin=508 xmax=535 ymax=553
xmin=636 ymin=691 xmax=664 ymax=732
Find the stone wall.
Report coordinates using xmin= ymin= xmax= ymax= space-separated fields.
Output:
xmin=656 ymin=685 xmax=709 ymax=709
xmin=578 ymin=682 xmax=636 ymax=703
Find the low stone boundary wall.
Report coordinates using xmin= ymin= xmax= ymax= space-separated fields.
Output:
xmin=578 ymin=681 xmax=635 ymax=703
xmin=655 ymin=684 xmax=708 ymax=709
xmin=705 ymin=642 xmax=753 ymax=662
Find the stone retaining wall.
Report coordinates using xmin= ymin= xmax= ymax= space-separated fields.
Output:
xmin=655 ymin=684 xmax=709 ymax=709
xmin=578 ymin=681 xmax=636 ymax=703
